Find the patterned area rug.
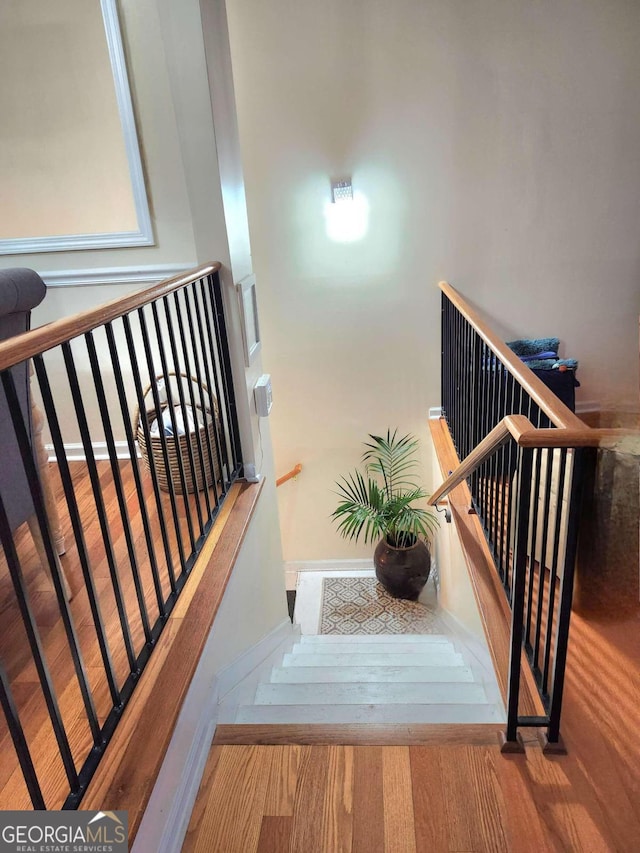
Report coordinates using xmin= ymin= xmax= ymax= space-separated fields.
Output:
xmin=319 ymin=577 xmax=440 ymax=635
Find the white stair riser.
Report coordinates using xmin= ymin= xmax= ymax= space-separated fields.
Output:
xmin=254 ymin=681 xmax=488 ymax=706
xmin=291 ymin=642 xmax=456 ymax=656
xmin=300 ymin=634 xmax=450 ymax=645
xmin=283 ymin=652 xmax=465 ymax=668
xmin=236 ymin=703 xmax=504 ymax=725
xmin=270 ymin=665 xmax=475 ymax=684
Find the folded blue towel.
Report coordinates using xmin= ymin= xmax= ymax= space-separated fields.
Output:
xmin=519 ymin=351 xmax=557 ymax=362
xmin=507 ymin=337 xmax=559 ymax=358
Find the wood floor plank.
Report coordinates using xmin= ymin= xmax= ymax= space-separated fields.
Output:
xmin=494 ymin=753 xmax=558 ymax=852
xmin=182 ymin=746 xmax=272 ymax=853
xmin=263 ymin=744 xmax=301 ymax=817
xmin=352 ymin=746 xmax=385 ymax=853
xmin=409 ymin=747 xmax=448 ymax=852
xmin=256 ymin=816 xmax=293 ymax=853
xmin=382 ymin=747 xmax=416 ymax=853
xmin=464 ymin=746 xmax=509 ymax=852
xmin=289 ymin=746 xmax=330 ymax=853
xmin=521 ymin=747 xmax=599 ymax=852
xmin=325 ymin=746 xmax=353 ymax=853
xmin=438 ymin=745 xmax=476 ymax=852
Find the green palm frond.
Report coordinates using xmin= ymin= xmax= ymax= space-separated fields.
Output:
xmin=332 ymin=429 xmax=440 ymax=547
xmin=332 ymin=472 xmax=387 ymax=544
xmin=362 ymin=430 xmax=422 ymax=498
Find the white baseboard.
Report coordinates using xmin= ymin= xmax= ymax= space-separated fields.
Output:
xmin=133 ymin=618 xmax=295 ymax=853
xmin=285 ymin=559 xmax=374 ymax=589
xmin=46 ymin=441 xmax=138 ymax=462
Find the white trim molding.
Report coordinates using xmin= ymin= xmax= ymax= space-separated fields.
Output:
xmin=285 ymin=558 xmax=374 ymax=589
xmin=40 ymin=263 xmax=195 ymax=289
xmin=46 ymin=441 xmax=137 ymax=462
xmin=0 ymin=0 xmax=153 ymax=256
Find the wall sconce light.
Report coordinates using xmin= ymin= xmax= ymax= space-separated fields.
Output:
xmin=331 ymin=178 xmax=354 ymax=204
xmin=325 ymin=177 xmax=369 ymax=243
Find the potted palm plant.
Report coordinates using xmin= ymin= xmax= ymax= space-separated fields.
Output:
xmin=332 ymin=430 xmax=439 ymax=600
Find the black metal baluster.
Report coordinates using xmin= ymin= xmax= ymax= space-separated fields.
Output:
xmin=462 ymin=320 xmax=472 ymax=458
xmin=0 ymin=491 xmax=79 ymax=792
xmin=541 ymin=449 xmax=568 ymax=697
xmin=172 ymin=292 xmax=213 ymax=519
xmin=104 ymin=322 xmax=166 ymax=617
xmin=33 ymin=356 xmax=120 ymax=706
xmin=524 ymin=448 xmax=543 ymax=654
xmin=496 ymin=362 xmax=508 ymax=572
xmin=207 ymin=273 xmax=243 ymax=476
xmin=502 ymin=446 xmax=534 ymax=747
xmin=489 ymin=359 xmax=501 ymax=561
xmin=85 ymin=331 xmax=152 ymax=645
xmin=2 ymin=368 xmax=101 ymax=748
xmin=440 ymin=294 xmax=446 ymax=420
xmin=180 ymin=288 xmax=222 ymax=506
xmin=445 ymin=297 xmax=452 ymax=425
xmin=532 ymin=448 xmax=555 ymax=674
xmin=470 ymin=331 xmax=483 ymax=503
xmin=161 ymin=297 xmax=206 ymax=534
xmin=212 ymin=272 xmax=243 ymax=472
xmin=452 ymin=308 xmax=460 ymax=448
xmin=137 ymin=307 xmax=187 ymax=573
xmin=0 ymin=663 xmax=46 ymax=809
xmin=193 ymin=280 xmax=230 ymax=484
xmin=478 ymin=342 xmax=488 ymax=521
xmin=122 ymin=315 xmax=177 ymax=595
xmin=545 ymin=449 xmax=587 ymax=745
xmin=150 ymin=302 xmax=197 ymax=553
xmin=61 ymin=342 xmax=137 ymax=673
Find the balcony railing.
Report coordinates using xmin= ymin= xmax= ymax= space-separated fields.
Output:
xmin=0 ymin=263 xmax=242 ymax=808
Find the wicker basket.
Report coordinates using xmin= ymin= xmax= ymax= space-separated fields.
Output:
xmin=135 ymin=373 xmax=220 ymax=495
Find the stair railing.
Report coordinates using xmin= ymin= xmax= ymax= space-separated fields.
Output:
xmin=435 ymin=281 xmax=632 ymax=751
xmin=276 ymin=463 xmax=302 ymax=487
xmin=0 ymin=263 xmax=243 ymax=809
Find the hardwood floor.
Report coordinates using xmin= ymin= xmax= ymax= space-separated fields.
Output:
xmin=185 ymin=599 xmax=640 ymax=853
xmin=184 ymin=730 xmax=640 ymax=852
xmin=0 ymin=459 xmax=221 ymax=810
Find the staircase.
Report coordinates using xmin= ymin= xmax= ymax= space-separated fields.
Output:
xmin=229 ymin=633 xmax=505 ymax=725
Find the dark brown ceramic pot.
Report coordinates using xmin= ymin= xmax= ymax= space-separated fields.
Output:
xmin=373 ymin=537 xmax=431 ymax=601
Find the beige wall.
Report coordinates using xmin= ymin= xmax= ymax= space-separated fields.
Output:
xmin=227 ymin=0 xmax=640 ymax=562
xmin=0 ymin=0 xmax=198 ymax=285
xmin=0 ymin=0 xmax=138 ymax=238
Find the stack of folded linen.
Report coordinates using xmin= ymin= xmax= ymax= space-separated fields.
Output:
xmin=507 ymin=337 xmax=578 ymax=372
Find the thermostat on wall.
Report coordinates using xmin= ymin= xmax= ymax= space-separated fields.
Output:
xmin=254 ymin=374 xmax=273 ymax=417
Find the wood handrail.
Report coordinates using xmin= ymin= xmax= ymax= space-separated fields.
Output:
xmin=428 ymin=415 xmax=634 ymax=506
xmin=0 ymin=262 xmax=221 ymax=372
xmin=439 ymin=281 xmax=586 ymax=431
xmin=276 ymin=463 xmax=302 ymax=487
